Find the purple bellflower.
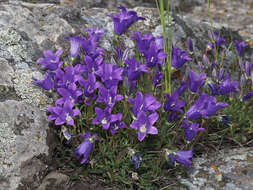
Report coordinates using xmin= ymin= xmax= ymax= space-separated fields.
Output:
xmin=130 ymin=111 xmax=159 ymax=141
xmin=245 ymin=61 xmax=253 ymax=77
xmin=242 ymin=90 xmax=253 ymax=102
xmin=208 ymin=31 xmax=225 ymax=50
xmin=85 ymin=27 xmax=104 ymax=43
xmin=168 ymin=149 xmax=193 ymax=169
xmin=109 ymin=119 xmax=126 ymax=135
xmin=75 ymin=132 xmax=98 ymax=164
xmin=152 ymin=71 xmax=164 ymax=88
xmin=187 ymin=93 xmax=228 ymax=120
xmin=181 ymin=120 xmax=205 ymax=142
xmin=131 ymin=32 xmax=155 ymax=54
xmin=83 ymin=55 xmax=103 ymax=74
xmin=79 ymin=73 xmax=100 ymax=98
xmin=164 ymin=92 xmax=185 ymax=115
xmin=65 ymin=36 xmax=84 ymax=58
xmin=219 ymin=74 xmax=239 ymax=95
xmin=32 ymin=73 xmax=53 ymax=91
xmin=235 ymin=40 xmax=248 ymax=57
xmin=96 ymin=63 xmax=124 ymax=88
xmin=188 ymin=70 xmax=206 ymax=93
xmin=128 ymin=91 xmax=161 ymax=117
xmin=108 ymin=5 xmax=145 ymax=35
xmin=48 ymin=99 xmax=81 ymax=126
xmin=172 ymin=46 xmax=192 ymax=69
xmin=145 ymin=42 xmax=167 ymax=67
xmin=96 ymin=85 xmax=123 ymax=108
xmin=124 ymin=58 xmax=149 ymax=81
xmin=131 ymin=153 xmax=142 ymax=169
xmin=187 ymin=37 xmax=194 ymax=53
xmin=92 ymin=107 xmax=122 ymax=130
xmin=56 ymin=83 xmax=83 ymax=105
xmin=37 ymin=49 xmax=63 ymax=71
xmin=208 ymin=82 xmax=220 ymax=96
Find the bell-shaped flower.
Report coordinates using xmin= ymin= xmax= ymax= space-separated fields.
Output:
xmin=130 ymin=111 xmax=159 ymax=141
xmin=131 ymin=153 xmax=142 ymax=169
xmin=168 ymin=149 xmax=193 ymax=169
xmin=242 ymin=90 xmax=253 ymax=102
xmin=37 ymin=49 xmax=63 ymax=71
xmin=124 ymin=58 xmax=149 ymax=81
xmin=219 ymin=74 xmax=239 ymax=95
xmin=145 ymin=42 xmax=167 ymax=68
xmin=109 ymin=120 xmax=126 ymax=135
xmin=187 ymin=93 xmax=228 ymax=120
xmin=235 ymin=40 xmax=248 ymax=57
xmin=128 ymin=91 xmax=161 ymax=117
xmin=187 ymin=37 xmax=194 ymax=53
xmin=65 ymin=36 xmax=84 ymax=58
xmin=152 ymin=71 xmax=164 ymax=88
xmin=131 ymin=32 xmax=155 ymax=54
xmin=82 ymin=55 xmax=104 ymax=74
xmin=108 ymin=6 xmax=145 ymax=35
xmin=92 ymin=107 xmax=122 ymax=130
xmin=56 ymin=83 xmax=83 ymax=105
xmin=164 ymin=92 xmax=185 ymax=114
xmin=47 ymin=99 xmax=81 ymax=126
xmin=97 ymin=85 xmax=123 ymax=108
xmin=208 ymin=31 xmax=225 ymax=50
xmin=96 ymin=63 xmax=124 ymax=88
xmin=172 ymin=46 xmax=192 ymax=69
xmin=188 ymin=70 xmax=206 ymax=93
xmin=79 ymin=73 xmax=100 ymax=98
xmin=85 ymin=27 xmax=104 ymax=42
xmin=32 ymin=73 xmax=53 ymax=91
xmin=208 ymin=82 xmax=220 ymax=96
xmin=181 ymin=120 xmax=205 ymax=142
xmin=75 ymin=132 xmax=98 ymax=164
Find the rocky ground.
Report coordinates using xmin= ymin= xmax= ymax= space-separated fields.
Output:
xmin=0 ymin=0 xmax=252 ymax=189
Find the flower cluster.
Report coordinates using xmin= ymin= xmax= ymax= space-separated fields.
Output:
xmin=33 ymin=5 xmax=253 ymax=172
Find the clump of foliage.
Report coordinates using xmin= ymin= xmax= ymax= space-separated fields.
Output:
xmin=33 ymin=2 xmax=253 ymax=188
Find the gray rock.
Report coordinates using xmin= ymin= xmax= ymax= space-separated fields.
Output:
xmin=0 ymin=100 xmax=54 ymax=190
xmin=0 ymin=58 xmax=14 ymax=86
xmin=179 ymin=147 xmax=253 ymax=190
xmin=37 ymin=171 xmax=69 ymax=190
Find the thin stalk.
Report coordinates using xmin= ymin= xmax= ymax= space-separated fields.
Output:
xmin=166 ymin=0 xmax=172 ymax=96
xmin=208 ymin=0 xmax=218 ymax=61
xmin=157 ymin=0 xmax=169 ymax=93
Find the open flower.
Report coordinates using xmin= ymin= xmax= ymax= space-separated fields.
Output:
xmin=92 ymin=107 xmax=122 ymax=130
xmin=131 ymin=32 xmax=155 ymax=54
xmin=181 ymin=120 xmax=205 ymax=142
xmin=96 ymin=63 xmax=123 ymax=88
xmin=235 ymin=40 xmax=248 ymax=57
xmin=219 ymin=74 xmax=239 ymax=95
xmin=188 ymin=70 xmax=206 ymax=93
xmin=97 ymin=85 xmax=123 ymax=108
xmin=75 ymin=132 xmax=98 ymax=164
xmin=168 ymin=150 xmax=193 ymax=169
xmin=187 ymin=93 xmax=228 ymax=120
xmin=130 ymin=111 xmax=159 ymax=141
xmin=37 ymin=49 xmax=63 ymax=71
xmin=32 ymin=73 xmax=53 ymax=91
xmin=47 ymin=99 xmax=81 ymax=126
xmin=56 ymin=83 xmax=83 ymax=105
xmin=124 ymin=58 xmax=149 ymax=81
xmin=172 ymin=46 xmax=192 ymax=69
xmin=108 ymin=6 xmax=145 ymax=35
xmin=128 ymin=91 xmax=161 ymax=117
